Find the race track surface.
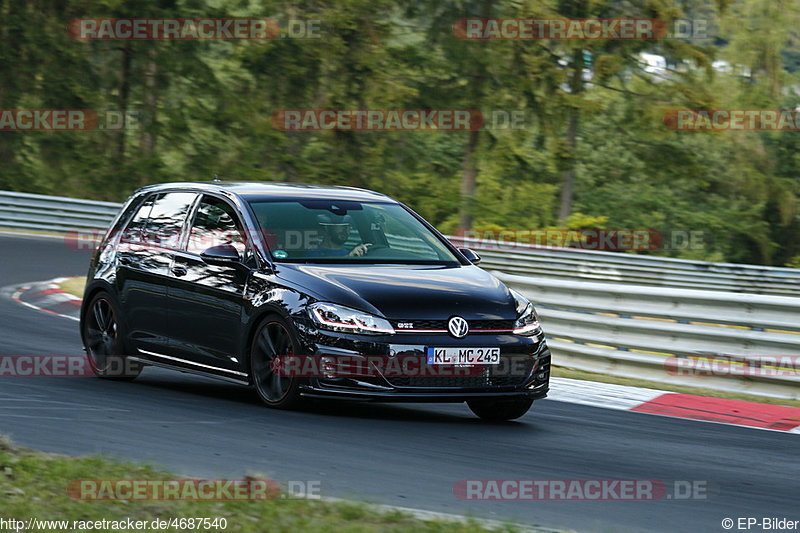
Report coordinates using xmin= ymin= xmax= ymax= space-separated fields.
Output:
xmin=0 ymin=234 xmax=796 ymax=532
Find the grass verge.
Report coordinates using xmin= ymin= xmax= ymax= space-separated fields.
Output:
xmin=0 ymin=436 xmax=529 ymax=533
xmin=58 ymin=276 xmax=86 ymax=298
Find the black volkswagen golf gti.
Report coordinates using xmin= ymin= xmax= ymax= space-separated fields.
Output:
xmin=80 ymin=182 xmax=551 ymax=420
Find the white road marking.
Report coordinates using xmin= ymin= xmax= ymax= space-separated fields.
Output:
xmin=548 ymin=377 xmax=667 ymax=411
xmin=6 ymin=281 xmax=80 ymax=322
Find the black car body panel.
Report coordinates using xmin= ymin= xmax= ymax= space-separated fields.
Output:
xmin=274 ymin=263 xmax=514 ymax=319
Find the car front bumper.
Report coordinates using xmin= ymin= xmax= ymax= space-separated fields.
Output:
xmin=294 ymin=325 xmax=551 ymax=403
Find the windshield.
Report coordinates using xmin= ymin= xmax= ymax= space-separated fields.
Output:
xmin=248 ymin=200 xmax=460 ymax=264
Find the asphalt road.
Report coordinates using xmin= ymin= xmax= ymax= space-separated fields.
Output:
xmin=0 ymin=233 xmax=797 ymax=533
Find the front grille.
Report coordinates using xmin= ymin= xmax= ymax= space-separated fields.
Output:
xmin=472 ymin=319 xmax=515 ymax=331
xmin=393 ymin=319 xmax=446 ymax=330
xmin=385 ymin=357 xmax=535 ymax=389
xmin=391 ymin=319 xmax=515 ymax=332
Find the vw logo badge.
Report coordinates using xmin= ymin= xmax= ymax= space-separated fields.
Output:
xmin=447 ymin=316 xmax=469 ymax=338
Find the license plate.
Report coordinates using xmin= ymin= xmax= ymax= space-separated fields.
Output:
xmin=426 ymin=347 xmax=501 ymax=365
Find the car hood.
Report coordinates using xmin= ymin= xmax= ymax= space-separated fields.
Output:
xmin=274 ymin=263 xmax=515 ymax=320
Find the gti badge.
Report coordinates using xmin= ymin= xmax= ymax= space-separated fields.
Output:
xmin=447 ymin=316 xmax=469 ymax=338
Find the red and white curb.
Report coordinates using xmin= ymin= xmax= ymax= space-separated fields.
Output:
xmin=549 ymin=377 xmax=800 ymax=434
xmin=6 ymin=277 xmax=81 ymax=322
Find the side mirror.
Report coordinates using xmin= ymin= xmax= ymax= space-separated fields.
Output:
xmin=201 ymin=244 xmax=241 ymax=265
xmin=459 ymin=248 xmax=481 ymax=265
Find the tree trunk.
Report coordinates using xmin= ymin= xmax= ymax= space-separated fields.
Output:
xmin=117 ymin=44 xmax=133 ymax=162
xmin=459 ymin=128 xmax=480 ymax=231
xmin=558 ymin=47 xmax=584 ymax=222
xmin=458 ymin=0 xmax=493 ymax=232
xmin=139 ymin=50 xmax=158 ymax=153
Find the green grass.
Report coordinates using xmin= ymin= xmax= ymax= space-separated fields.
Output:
xmin=59 ymin=276 xmax=86 ymax=298
xmin=552 ymin=367 xmax=800 ymax=408
xmin=0 ymin=228 xmax=67 ymax=239
xmin=0 ymin=437 xmax=530 ymax=533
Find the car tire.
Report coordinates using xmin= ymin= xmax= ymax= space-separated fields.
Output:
xmin=249 ymin=314 xmax=306 ymax=410
xmin=81 ymin=291 xmax=142 ymax=380
xmin=467 ymin=397 xmax=533 ymax=421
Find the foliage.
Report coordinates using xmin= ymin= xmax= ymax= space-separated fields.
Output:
xmin=0 ymin=0 xmax=798 ymax=265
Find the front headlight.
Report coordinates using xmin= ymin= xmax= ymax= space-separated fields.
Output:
xmin=509 ymin=289 xmax=541 ymax=336
xmin=308 ymin=302 xmax=395 ymax=335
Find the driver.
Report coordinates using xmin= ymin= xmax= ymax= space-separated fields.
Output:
xmin=316 ymin=214 xmax=372 ymax=257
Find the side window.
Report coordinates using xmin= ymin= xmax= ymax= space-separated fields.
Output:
xmin=120 ymin=194 xmax=156 ymax=245
xmin=142 ymin=192 xmax=197 ymax=249
xmin=187 ymin=196 xmax=246 ymax=255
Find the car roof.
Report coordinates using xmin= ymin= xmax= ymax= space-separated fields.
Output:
xmin=135 ymin=181 xmax=395 ymax=203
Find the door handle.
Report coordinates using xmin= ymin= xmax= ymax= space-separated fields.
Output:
xmin=171 ymin=266 xmax=188 ymax=277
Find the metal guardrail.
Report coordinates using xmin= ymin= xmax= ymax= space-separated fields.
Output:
xmin=497 ymin=273 xmax=800 ymax=399
xmin=449 ymin=236 xmax=800 ymax=296
xmin=2 ymin=190 xmax=799 ymax=397
xmin=0 ymin=191 xmax=120 ymax=233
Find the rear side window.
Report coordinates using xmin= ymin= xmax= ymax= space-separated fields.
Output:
xmin=144 ymin=192 xmax=198 ymax=249
xmin=120 ymin=195 xmax=156 ymax=245
xmin=120 ymin=192 xmax=196 ymax=249
xmin=187 ymin=196 xmax=246 ymax=255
